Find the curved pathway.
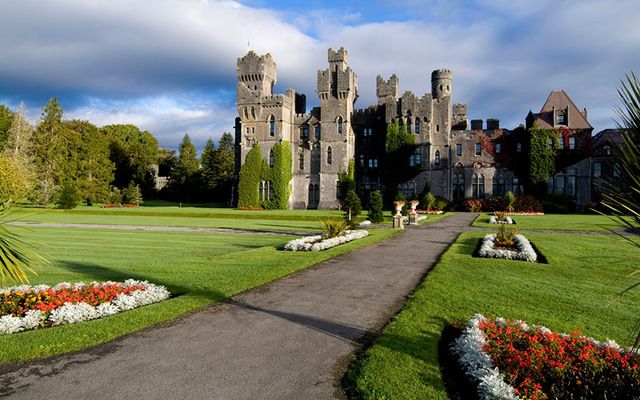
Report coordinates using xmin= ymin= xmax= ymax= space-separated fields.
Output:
xmin=0 ymin=213 xmax=477 ymax=400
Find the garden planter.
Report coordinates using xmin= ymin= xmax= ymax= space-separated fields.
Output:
xmin=282 ymin=230 xmax=369 ymax=251
xmin=477 ymin=234 xmax=537 ymax=262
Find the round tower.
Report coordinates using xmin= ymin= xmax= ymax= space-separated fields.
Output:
xmin=431 ymin=69 xmax=452 ymax=100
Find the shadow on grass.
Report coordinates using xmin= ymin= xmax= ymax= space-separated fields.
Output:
xmin=438 ymin=323 xmax=479 ymax=400
xmin=56 ymin=260 xmax=226 ymax=301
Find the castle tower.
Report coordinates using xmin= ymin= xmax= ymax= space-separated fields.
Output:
xmin=315 ymin=47 xmax=358 ymax=208
xmin=376 ymin=74 xmax=399 ymax=105
xmin=431 ymin=69 xmax=452 ymax=100
xmin=427 ymin=69 xmax=454 ymax=199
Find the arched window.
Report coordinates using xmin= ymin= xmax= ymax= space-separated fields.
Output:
xmin=359 ymin=154 xmax=365 ymax=167
xmin=337 ymin=116 xmax=343 ymax=134
xmin=327 ymin=146 xmax=333 ymax=164
xmin=473 ymin=174 xmax=485 ymax=198
xmin=492 ymin=176 xmax=505 ymax=197
xmin=397 ymin=181 xmax=416 ymax=198
xmin=434 ymin=150 xmax=441 ymax=167
xmin=269 ymin=115 xmax=275 ymax=136
xmin=453 ymin=174 xmax=465 ymax=200
xmin=299 ymin=153 xmax=304 ymax=170
xmin=406 ymin=117 xmax=412 ymax=133
xmin=269 ymin=149 xmax=274 ymax=167
xmin=243 ymin=108 xmax=249 ymax=119
xmin=415 ymin=119 xmax=420 ymax=134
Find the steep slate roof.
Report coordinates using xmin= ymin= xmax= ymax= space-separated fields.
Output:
xmin=533 ymin=90 xmax=593 ymax=130
xmin=592 ymin=128 xmax=626 ymax=149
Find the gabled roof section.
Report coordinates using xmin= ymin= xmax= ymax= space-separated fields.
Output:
xmin=534 ymin=90 xmax=593 ymax=130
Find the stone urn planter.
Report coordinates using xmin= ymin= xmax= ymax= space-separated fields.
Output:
xmin=393 ymin=200 xmax=405 ymax=229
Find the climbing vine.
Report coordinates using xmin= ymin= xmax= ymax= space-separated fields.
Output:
xmin=237 ymin=143 xmax=262 ymax=208
xmin=269 ymin=141 xmax=292 ymax=209
xmin=528 ymin=126 xmax=558 ymax=184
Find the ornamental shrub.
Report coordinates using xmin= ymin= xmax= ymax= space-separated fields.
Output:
xmin=505 ymin=191 xmax=516 ymax=212
xmin=514 ymin=195 xmax=543 ymax=212
xmin=342 ymin=190 xmax=361 ymax=221
xmin=434 ymin=195 xmax=450 ymax=211
xmin=270 ymin=141 xmax=292 ymax=209
xmin=122 ymin=182 xmax=143 ymax=205
xmin=495 ymin=224 xmax=518 ymax=247
xmin=238 ymin=144 xmax=262 ymax=208
xmin=464 ymin=198 xmax=484 ymax=212
xmin=321 ymin=218 xmax=348 ymax=239
xmin=421 ymin=192 xmax=437 ymax=211
xmin=57 ymin=181 xmax=81 ymax=209
xmin=368 ymin=190 xmax=384 ymax=223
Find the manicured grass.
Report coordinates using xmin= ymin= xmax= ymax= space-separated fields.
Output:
xmin=472 ymin=212 xmax=633 ymax=231
xmin=0 ymin=226 xmax=398 ymax=363
xmin=10 ymin=211 xmax=324 ymax=232
xmin=349 ymin=231 xmax=640 ymax=399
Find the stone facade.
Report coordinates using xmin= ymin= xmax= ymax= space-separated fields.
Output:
xmin=234 ymin=47 xmax=596 ymax=210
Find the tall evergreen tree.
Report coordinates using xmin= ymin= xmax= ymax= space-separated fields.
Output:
xmin=169 ymin=134 xmax=199 ymax=201
xmin=65 ymin=120 xmax=114 ymax=205
xmin=31 ymin=98 xmax=68 ymax=205
xmin=211 ymin=132 xmax=235 ymax=203
xmin=0 ymin=105 xmax=13 ymax=148
xmin=200 ymin=138 xmax=216 ymax=192
xmin=4 ymin=102 xmax=33 ymax=160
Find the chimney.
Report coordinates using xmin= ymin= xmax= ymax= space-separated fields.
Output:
xmin=583 ymin=107 xmax=588 ymax=120
xmin=486 ymin=118 xmax=500 ymax=130
xmin=470 ymin=119 xmax=483 ymax=130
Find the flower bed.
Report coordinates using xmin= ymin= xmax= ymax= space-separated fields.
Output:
xmin=502 ymin=212 xmax=544 ymax=216
xmin=452 ymin=314 xmax=640 ymax=400
xmin=0 ymin=280 xmax=170 ymax=335
xmin=283 ymin=230 xmax=368 ymax=251
xmin=417 ymin=210 xmax=444 ymax=215
xmin=489 ymin=216 xmax=514 ymax=224
xmin=478 ymin=234 xmax=537 ymax=262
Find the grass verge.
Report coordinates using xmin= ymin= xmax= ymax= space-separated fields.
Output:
xmin=0 ymin=226 xmax=398 ymax=363
xmin=472 ymin=213 xmax=632 ymax=232
xmin=347 ymin=231 xmax=640 ymax=399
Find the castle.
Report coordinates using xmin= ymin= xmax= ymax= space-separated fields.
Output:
xmin=234 ymin=47 xmax=595 ymax=209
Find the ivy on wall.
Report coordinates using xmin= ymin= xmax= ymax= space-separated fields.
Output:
xmin=383 ymin=122 xmax=420 ymax=204
xmin=269 ymin=141 xmax=292 ymax=209
xmin=237 ymin=143 xmax=262 ymax=208
xmin=528 ymin=126 xmax=558 ymax=184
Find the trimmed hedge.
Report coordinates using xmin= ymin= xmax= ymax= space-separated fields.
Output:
xmin=237 ymin=144 xmax=262 ymax=208
xmin=269 ymin=141 xmax=292 ymax=209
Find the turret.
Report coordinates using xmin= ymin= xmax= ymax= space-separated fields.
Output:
xmin=376 ymin=74 xmax=399 ymax=105
xmin=431 ymin=69 xmax=452 ymax=100
xmin=236 ymin=51 xmax=277 ymax=99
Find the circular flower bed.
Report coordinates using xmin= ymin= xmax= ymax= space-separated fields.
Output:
xmin=0 ymin=280 xmax=170 ymax=335
xmin=452 ymin=314 xmax=640 ymax=400
xmin=283 ymin=230 xmax=369 ymax=251
xmin=478 ymin=234 xmax=537 ymax=262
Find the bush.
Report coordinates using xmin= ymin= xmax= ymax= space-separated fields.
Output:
xmin=368 ymin=191 xmax=384 ymax=223
xmin=108 ymin=187 xmax=123 ymax=204
xmin=515 ymin=195 xmax=544 ymax=213
xmin=484 ymin=196 xmax=509 ymax=212
xmin=342 ymin=190 xmax=361 ymax=221
xmin=122 ymin=182 xmax=143 ymax=205
xmin=321 ymin=218 xmax=348 ymax=239
xmin=420 ymin=192 xmax=437 ymax=211
xmin=238 ymin=144 xmax=262 ymax=208
xmin=495 ymin=224 xmax=518 ymax=247
xmin=541 ymin=193 xmax=575 ymax=214
xmin=434 ymin=195 xmax=450 ymax=211
xmin=505 ymin=191 xmax=516 ymax=212
xmin=57 ymin=182 xmax=81 ymax=209
xmin=464 ymin=199 xmax=484 ymax=212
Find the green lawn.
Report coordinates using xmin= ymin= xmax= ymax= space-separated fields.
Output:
xmin=0 ymin=226 xmax=398 ymax=363
xmin=348 ymin=231 xmax=640 ymax=399
xmin=472 ymin=212 xmax=632 ymax=232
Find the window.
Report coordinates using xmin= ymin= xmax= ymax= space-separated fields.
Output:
xmin=512 ymin=177 xmax=523 ymax=195
xmin=548 ymin=138 xmax=553 ymax=150
xmin=434 ymin=150 xmax=441 ymax=167
xmin=613 ymin=163 xmax=621 ymax=177
xmin=453 ymin=174 xmax=465 ymax=200
xmin=473 ymin=174 xmax=485 ymax=198
xmin=555 ymin=176 xmax=565 ymax=194
xmin=547 ymin=177 xmax=554 ymax=193
xmin=299 ymin=153 xmax=304 ymax=170
xmin=337 ymin=116 xmax=343 ymax=134
xmin=308 ymin=183 xmax=319 ymax=205
xmin=569 ymin=136 xmax=576 ymax=150
xmin=406 ymin=120 xmax=412 ymax=133
xmin=593 ymin=162 xmax=601 ymax=177
xmin=327 ymin=146 xmax=332 ymax=164
xmin=398 ymin=181 xmax=416 ymax=198
xmin=566 ymin=175 xmax=576 ymax=196
xmin=558 ymin=134 xmax=564 ymax=149
xmin=415 ymin=120 xmax=420 ymax=134
xmin=315 ymin=124 xmax=321 ymax=139
xmin=246 ymin=127 xmax=250 ymax=134
xmin=516 ymin=142 xmax=522 ymax=152
xmin=301 ymin=126 xmax=308 ymax=139
xmin=436 ymin=124 xmax=440 ymax=132
xmin=368 ymin=158 xmax=379 ymax=168
xmin=493 ymin=176 xmax=505 ymax=197
xmin=259 ymin=181 xmax=273 ymax=201
xmin=556 ymin=113 xmax=567 ymax=125
xmin=475 ymin=143 xmax=481 ymax=155
xmin=496 ymin=143 xmax=502 ymax=154
xmin=359 ymin=154 xmax=365 ymax=167
xmin=604 ymin=146 xmax=611 ymax=155
xmin=269 ymin=149 xmax=274 ymax=167
xmin=363 ymin=128 xmax=373 ymax=137
xmin=269 ymin=115 xmax=275 ymax=136
xmin=409 ymin=148 xmax=422 ymax=167
xmin=456 ymin=143 xmax=462 ymax=156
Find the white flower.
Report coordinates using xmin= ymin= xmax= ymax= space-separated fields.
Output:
xmin=283 ymin=230 xmax=368 ymax=251
xmin=477 ymin=234 xmax=537 ymax=262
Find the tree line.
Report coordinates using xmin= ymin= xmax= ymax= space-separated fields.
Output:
xmin=0 ymin=98 xmax=235 ymax=208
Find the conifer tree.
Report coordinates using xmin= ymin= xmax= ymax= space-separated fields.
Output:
xmin=4 ymin=102 xmax=33 ymax=160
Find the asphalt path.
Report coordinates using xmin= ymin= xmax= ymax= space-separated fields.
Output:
xmin=0 ymin=213 xmax=477 ymax=400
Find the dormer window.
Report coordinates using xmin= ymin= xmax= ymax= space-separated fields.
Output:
xmin=556 ymin=113 xmax=567 ymax=125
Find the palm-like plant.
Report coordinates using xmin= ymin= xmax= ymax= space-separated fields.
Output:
xmin=0 ymin=208 xmax=48 ymax=284
xmin=600 ymin=72 xmax=640 ymax=347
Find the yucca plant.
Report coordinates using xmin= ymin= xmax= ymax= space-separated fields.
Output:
xmin=494 ymin=224 xmax=518 ymax=248
xmin=505 ymin=191 xmax=516 ymax=212
xmin=600 ymin=72 xmax=640 ymax=348
xmin=495 ymin=211 xmax=507 ymax=222
xmin=320 ymin=218 xmax=348 ymax=239
xmin=0 ymin=208 xmax=48 ymax=285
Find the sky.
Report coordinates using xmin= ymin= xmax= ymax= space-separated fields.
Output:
xmin=1 ymin=0 xmax=639 ymax=150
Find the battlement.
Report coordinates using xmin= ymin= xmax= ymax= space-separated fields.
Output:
xmin=431 ymin=69 xmax=452 ymax=80
xmin=328 ymin=47 xmax=349 ymax=64
xmin=453 ymin=103 xmax=467 ymax=115
xmin=376 ymin=74 xmax=399 ymax=103
xmin=237 ymin=51 xmax=277 ymax=81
